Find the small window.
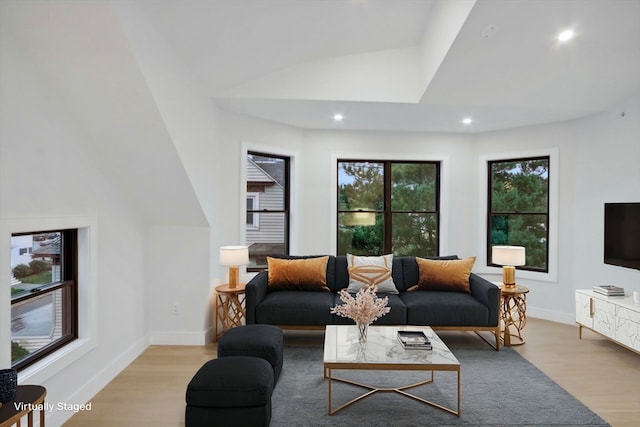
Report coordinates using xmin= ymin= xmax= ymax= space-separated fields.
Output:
xmin=487 ymin=156 xmax=550 ymax=271
xmin=10 ymin=229 xmax=78 ymax=370
xmin=245 ymin=152 xmax=290 ymax=270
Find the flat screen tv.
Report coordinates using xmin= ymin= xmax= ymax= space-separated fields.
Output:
xmin=604 ymin=202 xmax=640 ymax=271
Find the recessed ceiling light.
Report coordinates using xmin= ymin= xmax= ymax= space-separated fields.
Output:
xmin=557 ymin=29 xmax=574 ymax=42
xmin=462 ymin=117 xmax=473 ymax=125
xmin=333 ymin=114 xmax=344 ymax=122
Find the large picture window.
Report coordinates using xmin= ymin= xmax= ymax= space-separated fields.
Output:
xmin=245 ymin=152 xmax=290 ymax=270
xmin=488 ymin=156 xmax=550 ymax=271
xmin=10 ymin=229 xmax=78 ymax=370
xmin=337 ymin=160 xmax=440 ymax=256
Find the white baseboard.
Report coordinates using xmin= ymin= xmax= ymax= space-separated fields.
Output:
xmin=148 ymin=329 xmax=210 ymax=345
xmin=47 ymin=336 xmax=148 ymax=427
xmin=527 ymin=306 xmax=575 ymax=325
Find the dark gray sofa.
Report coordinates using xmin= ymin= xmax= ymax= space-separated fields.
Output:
xmin=245 ymin=255 xmax=502 ymax=350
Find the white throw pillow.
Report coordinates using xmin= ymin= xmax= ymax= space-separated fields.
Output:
xmin=346 ymin=254 xmax=398 ymax=294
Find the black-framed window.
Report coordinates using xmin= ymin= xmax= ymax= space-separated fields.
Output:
xmin=488 ymin=156 xmax=550 ymax=271
xmin=337 ymin=160 xmax=440 ymax=256
xmin=245 ymin=151 xmax=290 ymax=270
xmin=10 ymin=229 xmax=78 ymax=370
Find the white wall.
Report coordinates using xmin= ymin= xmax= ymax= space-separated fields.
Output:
xmin=0 ymin=2 xmax=214 ymax=425
xmin=0 ymin=9 xmax=149 ymax=426
xmin=300 ymin=130 xmax=476 ymax=256
xmin=471 ymin=92 xmax=640 ymax=323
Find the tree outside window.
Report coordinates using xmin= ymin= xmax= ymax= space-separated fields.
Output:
xmin=488 ymin=157 xmax=550 ymax=271
xmin=337 ymin=160 xmax=440 ymax=256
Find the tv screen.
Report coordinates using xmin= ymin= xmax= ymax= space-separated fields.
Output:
xmin=604 ymin=203 xmax=640 ymax=271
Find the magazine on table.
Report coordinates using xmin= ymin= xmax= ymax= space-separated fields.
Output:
xmin=593 ymin=285 xmax=625 ymax=296
xmin=397 ymin=330 xmax=432 ymax=350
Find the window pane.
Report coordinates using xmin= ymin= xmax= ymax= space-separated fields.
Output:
xmin=391 ymin=163 xmax=437 ymax=211
xmin=247 ymin=212 xmax=287 ymax=269
xmin=337 ymin=212 xmax=383 ymax=255
xmin=338 ymin=162 xmax=383 ymax=211
xmin=11 ymin=288 xmax=70 ymax=365
xmin=491 ymin=159 xmax=548 ymax=213
xmin=11 ymin=232 xmax=61 ymax=298
xmin=247 ymin=154 xmax=286 ymax=210
xmin=392 ymin=213 xmax=438 ymax=256
xmin=490 ymin=214 xmax=548 ymax=270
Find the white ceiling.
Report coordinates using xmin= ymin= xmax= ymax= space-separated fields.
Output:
xmin=134 ymin=0 xmax=640 ymax=133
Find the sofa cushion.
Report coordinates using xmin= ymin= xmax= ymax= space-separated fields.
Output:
xmin=255 ymin=291 xmax=336 ymax=325
xmin=401 ymin=291 xmax=490 ymax=326
xmin=346 ymin=254 xmax=399 ymax=294
xmin=267 ymin=256 xmax=330 ymax=292
xmin=408 ymin=257 xmax=476 ymax=293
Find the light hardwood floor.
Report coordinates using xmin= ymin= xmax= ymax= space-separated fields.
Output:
xmin=64 ymin=318 xmax=640 ymax=427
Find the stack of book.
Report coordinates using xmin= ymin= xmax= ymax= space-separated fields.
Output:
xmin=397 ymin=330 xmax=432 ymax=350
xmin=593 ymin=285 xmax=626 ymax=296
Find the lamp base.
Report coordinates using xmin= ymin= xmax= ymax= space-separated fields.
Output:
xmin=502 ymin=266 xmax=516 ymax=288
xmin=228 ymin=266 xmax=239 ymax=289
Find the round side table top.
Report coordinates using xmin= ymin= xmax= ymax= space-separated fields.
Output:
xmin=215 ymin=283 xmax=246 ymax=294
xmin=500 ymin=284 xmax=530 ymax=295
xmin=0 ymin=385 xmax=47 ymax=426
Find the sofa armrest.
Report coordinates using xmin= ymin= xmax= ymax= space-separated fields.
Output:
xmin=245 ymin=271 xmax=269 ymax=324
xmin=469 ymin=273 xmax=500 ymax=327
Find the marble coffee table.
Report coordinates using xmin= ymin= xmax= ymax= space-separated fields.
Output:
xmin=323 ymin=325 xmax=460 ymax=416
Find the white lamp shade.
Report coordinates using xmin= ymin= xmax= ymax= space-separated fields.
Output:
xmin=220 ymin=245 xmax=249 ymax=266
xmin=492 ymin=245 xmax=526 ymax=266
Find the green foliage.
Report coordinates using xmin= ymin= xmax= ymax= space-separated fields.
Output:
xmin=11 ymin=341 xmax=29 ymax=363
xmin=29 ymin=259 xmax=49 ymax=274
xmin=12 ymin=264 xmax=32 ymax=279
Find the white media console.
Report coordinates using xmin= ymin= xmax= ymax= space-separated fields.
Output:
xmin=575 ymin=289 xmax=640 ymax=354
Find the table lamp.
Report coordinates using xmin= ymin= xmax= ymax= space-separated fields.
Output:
xmin=492 ymin=245 xmax=526 ymax=288
xmin=220 ymin=245 xmax=249 ymax=289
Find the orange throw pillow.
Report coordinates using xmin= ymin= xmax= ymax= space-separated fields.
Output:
xmin=267 ymin=256 xmax=330 ymax=292
xmin=408 ymin=257 xmax=476 ymax=293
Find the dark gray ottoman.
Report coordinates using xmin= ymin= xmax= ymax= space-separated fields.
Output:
xmin=217 ymin=325 xmax=284 ymax=384
xmin=185 ymin=356 xmax=274 ymax=427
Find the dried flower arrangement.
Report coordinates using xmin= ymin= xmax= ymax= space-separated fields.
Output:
xmin=330 ymin=286 xmax=390 ymax=332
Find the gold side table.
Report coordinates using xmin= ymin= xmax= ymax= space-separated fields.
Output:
xmin=213 ymin=283 xmax=246 ymax=342
xmin=0 ymin=385 xmax=47 ymax=427
xmin=500 ymin=284 xmax=530 ymax=346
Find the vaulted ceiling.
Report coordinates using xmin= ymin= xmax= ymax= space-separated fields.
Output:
xmin=134 ymin=0 xmax=640 ymax=133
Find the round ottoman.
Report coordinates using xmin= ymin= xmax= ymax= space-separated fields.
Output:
xmin=185 ymin=356 xmax=273 ymax=427
xmin=217 ymin=325 xmax=284 ymax=384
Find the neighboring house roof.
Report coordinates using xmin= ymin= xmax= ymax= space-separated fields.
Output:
xmin=247 ymin=157 xmax=284 ymax=188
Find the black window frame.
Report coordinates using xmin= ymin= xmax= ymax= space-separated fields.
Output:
xmin=487 ymin=156 xmax=550 ymax=273
xmin=336 ymin=159 xmax=441 ymax=256
xmin=10 ymin=228 xmax=78 ymax=371
xmin=246 ymin=151 xmax=290 ymax=272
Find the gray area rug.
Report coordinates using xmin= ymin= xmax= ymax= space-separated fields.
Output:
xmin=271 ymin=344 xmax=609 ymax=426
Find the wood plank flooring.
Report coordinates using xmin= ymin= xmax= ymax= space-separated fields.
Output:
xmin=64 ymin=318 xmax=640 ymax=427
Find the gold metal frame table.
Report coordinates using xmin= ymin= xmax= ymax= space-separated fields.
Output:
xmin=213 ymin=283 xmax=246 ymax=341
xmin=500 ymin=284 xmax=530 ymax=346
xmin=323 ymin=325 xmax=460 ymax=416
xmin=0 ymin=385 xmax=47 ymax=427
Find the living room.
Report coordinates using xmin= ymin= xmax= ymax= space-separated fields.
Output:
xmin=1 ymin=1 xmax=639 ymax=426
